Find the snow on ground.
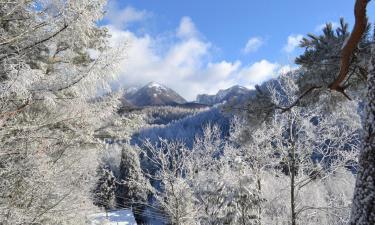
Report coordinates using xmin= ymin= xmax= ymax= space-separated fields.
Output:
xmin=89 ymin=209 xmax=137 ymax=225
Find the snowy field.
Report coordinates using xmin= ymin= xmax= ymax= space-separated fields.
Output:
xmin=90 ymin=209 xmax=137 ymax=225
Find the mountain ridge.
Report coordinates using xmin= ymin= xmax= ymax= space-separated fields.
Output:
xmin=196 ymin=85 xmax=255 ymax=105
xmin=121 ymin=82 xmax=255 ymax=108
xmin=122 ymin=82 xmax=187 ymax=107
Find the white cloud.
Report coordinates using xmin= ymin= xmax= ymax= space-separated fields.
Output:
xmin=106 ymin=4 xmax=148 ymax=28
xmin=205 ymin=61 xmax=241 ymax=80
xmin=283 ymin=34 xmax=303 ymax=53
xmin=242 ymin=37 xmax=264 ymax=54
xmin=238 ymin=60 xmax=280 ymax=84
xmin=107 ymin=16 xmax=284 ymax=100
xmin=177 ymin=17 xmax=199 ymax=39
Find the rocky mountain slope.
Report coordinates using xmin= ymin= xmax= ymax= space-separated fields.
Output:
xmin=123 ymin=82 xmax=187 ymax=107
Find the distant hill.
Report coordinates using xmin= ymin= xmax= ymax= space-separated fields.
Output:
xmin=120 ymin=83 xmax=254 ymax=110
xmin=122 ymin=82 xmax=187 ymax=107
xmin=196 ymin=85 xmax=255 ymax=105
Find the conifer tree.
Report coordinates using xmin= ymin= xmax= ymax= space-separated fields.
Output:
xmin=116 ymin=144 xmax=147 ymax=210
xmin=94 ymin=166 xmax=116 ymax=212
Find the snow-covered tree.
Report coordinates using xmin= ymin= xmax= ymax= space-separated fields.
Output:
xmin=233 ymin=106 xmax=360 ymax=225
xmin=0 ymin=1 xmax=124 ymax=224
xmin=189 ymin=124 xmax=262 ymax=225
xmin=265 ymin=107 xmax=358 ymax=225
xmin=116 ymin=144 xmax=148 ymax=209
xmin=94 ymin=166 xmax=116 ymax=212
xmin=95 ymin=94 xmax=146 ymax=143
xmin=233 ymin=72 xmax=361 ymax=225
xmin=141 ymin=139 xmax=198 ymax=225
xmin=189 ymin=125 xmax=228 ymax=225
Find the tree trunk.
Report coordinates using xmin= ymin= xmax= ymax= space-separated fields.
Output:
xmin=350 ymin=29 xmax=375 ymax=225
xmin=290 ymin=144 xmax=297 ymax=225
xmin=256 ymin=176 xmax=262 ymax=225
xmin=290 ymin=160 xmax=296 ymax=225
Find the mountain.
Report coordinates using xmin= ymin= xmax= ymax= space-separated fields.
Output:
xmin=123 ymin=82 xmax=187 ymax=107
xmin=196 ymin=85 xmax=255 ymax=105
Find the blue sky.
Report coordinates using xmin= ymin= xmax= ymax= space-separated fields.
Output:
xmin=103 ymin=0 xmax=375 ymax=100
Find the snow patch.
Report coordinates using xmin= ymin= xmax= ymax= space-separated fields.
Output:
xmin=147 ymin=82 xmax=167 ymax=91
xmin=89 ymin=209 xmax=137 ymax=225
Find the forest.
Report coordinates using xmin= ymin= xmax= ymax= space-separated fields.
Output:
xmin=1 ymin=0 xmax=375 ymax=225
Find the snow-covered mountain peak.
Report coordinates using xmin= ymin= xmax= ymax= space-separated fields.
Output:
xmin=122 ymin=82 xmax=187 ymax=106
xmin=196 ymin=85 xmax=255 ymax=105
xmin=146 ymin=82 xmax=167 ymax=91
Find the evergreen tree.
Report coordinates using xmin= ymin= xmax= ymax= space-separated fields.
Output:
xmin=94 ymin=166 xmax=116 ymax=212
xmin=295 ymin=18 xmax=371 ymax=103
xmin=116 ymin=144 xmax=148 ymax=211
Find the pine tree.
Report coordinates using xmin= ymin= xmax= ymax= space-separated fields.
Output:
xmin=296 ymin=18 xmax=371 ymax=96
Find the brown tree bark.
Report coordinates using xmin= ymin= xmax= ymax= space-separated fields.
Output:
xmin=329 ymin=0 xmax=369 ymax=92
xmin=329 ymin=1 xmax=375 ymax=224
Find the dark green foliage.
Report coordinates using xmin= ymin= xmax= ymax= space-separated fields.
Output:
xmin=296 ymin=18 xmax=371 ymax=94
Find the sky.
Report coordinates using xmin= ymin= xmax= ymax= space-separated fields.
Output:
xmin=102 ymin=0 xmax=375 ymax=101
